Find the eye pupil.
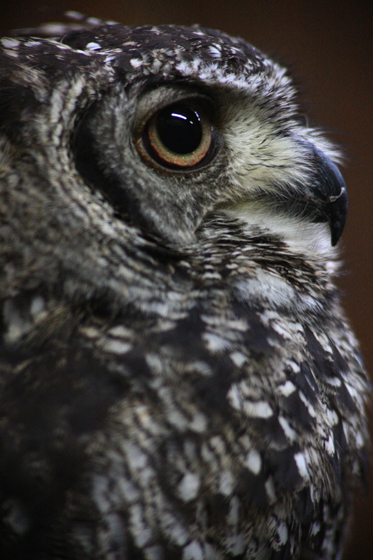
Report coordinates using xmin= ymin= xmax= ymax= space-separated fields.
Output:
xmin=156 ymin=105 xmax=203 ymax=155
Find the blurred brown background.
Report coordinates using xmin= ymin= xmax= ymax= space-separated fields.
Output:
xmin=1 ymin=1 xmax=372 ymax=557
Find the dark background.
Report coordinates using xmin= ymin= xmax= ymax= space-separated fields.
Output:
xmin=1 ymin=1 xmax=372 ymax=557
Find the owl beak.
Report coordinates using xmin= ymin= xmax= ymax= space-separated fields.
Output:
xmin=307 ymin=147 xmax=348 ymax=247
xmin=323 ymin=180 xmax=347 ymax=247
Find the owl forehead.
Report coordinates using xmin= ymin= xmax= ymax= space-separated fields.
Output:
xmin=2 ymin=24 xmax=282 ymax=91
xmin=62 ymin=24 xmax=267 ymax=73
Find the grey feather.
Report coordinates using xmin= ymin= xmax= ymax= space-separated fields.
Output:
xmin=0 ymin=19 xmax=369 ymax=560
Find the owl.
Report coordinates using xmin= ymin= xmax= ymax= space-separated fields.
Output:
xmin=0 ymin=13 xmax=369 ymax=560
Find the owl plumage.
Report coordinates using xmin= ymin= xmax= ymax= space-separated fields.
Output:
xmin=0 ymin=16 xmax=369 ymax=560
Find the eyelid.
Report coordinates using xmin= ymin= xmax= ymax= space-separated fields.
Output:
xmin=133 ymin=83 xmax=216 ymax=132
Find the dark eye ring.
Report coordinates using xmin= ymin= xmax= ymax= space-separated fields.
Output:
xmin=137 ymin=102 xmax=213 ymax=170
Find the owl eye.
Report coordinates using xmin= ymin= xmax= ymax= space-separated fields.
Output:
xmin=140 ymin=103 xmax=213 ymax=169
